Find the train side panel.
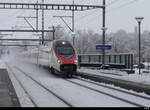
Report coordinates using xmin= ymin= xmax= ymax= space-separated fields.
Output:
xmin=49 ymin=48 xmax=60 ymax=71
xmin=37 ymin=50 xmax=49 ymax=67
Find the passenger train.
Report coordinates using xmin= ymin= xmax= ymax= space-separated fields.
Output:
xmin=19 ymin=40 xmax=78 ymax=77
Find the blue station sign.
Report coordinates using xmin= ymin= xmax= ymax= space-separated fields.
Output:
xmin=96 ymin=45 xmax=112 ymax=50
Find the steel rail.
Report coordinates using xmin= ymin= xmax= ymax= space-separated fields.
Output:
xmin=75 ymin=72 xmax=150 ymax=95
xmin=65 ymin=79 xmax=144 ymax=107
xmin=15 ymin=67 xmax=73 ymax=107
xmin=73 ymin=77 xmax=150 ymax=100
xmin=6 ymin=64 xmax=37 ymax=107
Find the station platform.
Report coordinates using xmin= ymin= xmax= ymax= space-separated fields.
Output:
xmin=0 ymin=69 xmax=20 ymax=107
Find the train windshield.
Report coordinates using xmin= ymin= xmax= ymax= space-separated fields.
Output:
xmin=55 ymin=41 xmax=74 ymax=58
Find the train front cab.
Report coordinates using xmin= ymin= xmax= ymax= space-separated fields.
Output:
xmin=51 ymin=40 xmax=78 ymax=77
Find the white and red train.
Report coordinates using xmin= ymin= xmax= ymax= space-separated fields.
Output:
xmin=19 ymin=40 xmax=78 ymax=77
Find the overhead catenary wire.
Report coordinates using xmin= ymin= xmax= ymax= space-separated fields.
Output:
xmin=12 ymin=0 xmax=32 ymax=39
xmin=107 ymin=0 xmax=140 ymax=13
xmin=52 ymin=0 xmax=86 ymax=25
xmin=75 ymin=0 xmax=121 ymax=24
xmin=76 ymin=0 xmax=135 ymax=23
xmin=106 ymin=0 xmax=122 ymax=6
xmin=76 ymin=0 xmax=85 ymax=4
xmin=13 ymin=0 xmax=34 ymax=31
xmin=0 ymin=0 xmax=142 ymax=34
xmin=52 ymin=0 xmax=102 ymax=29
xmin=75 ymin=0 xmax=141 ymax=27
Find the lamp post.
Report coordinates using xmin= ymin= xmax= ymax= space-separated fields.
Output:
xmin=135 ymin=17 xmax=144 ymax=75
xmin=101 ymin=27 xmax=107 ymax=67
xmin=71 ymin=0 xmax=75 ymax=46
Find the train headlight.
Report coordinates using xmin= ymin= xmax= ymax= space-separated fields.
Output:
xmin=57 ymin=59 xmax=61 ymax=64
xmin=75 ymin=60 xmax=78 ymax=63
xmin=62 ymin=41 xmax=66 ymax=45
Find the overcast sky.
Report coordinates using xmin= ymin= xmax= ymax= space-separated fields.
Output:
xmin=0 ymin=0 xmax=149 ymax=35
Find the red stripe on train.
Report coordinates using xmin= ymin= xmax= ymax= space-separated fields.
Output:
xmin=56 ymin=55 xmax=77 ymax=64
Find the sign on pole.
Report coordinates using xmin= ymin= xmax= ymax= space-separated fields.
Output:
xmin=96 ymin=45 xmax=112 ymax=50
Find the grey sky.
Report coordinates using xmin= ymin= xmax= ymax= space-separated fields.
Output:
xmin=0 ymin=0 xmax=149 ymax=35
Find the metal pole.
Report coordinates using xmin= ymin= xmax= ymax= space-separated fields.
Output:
xmin=102 ymin=0 xmax=106 ymax=66
xmin=42 ymin=0 xmax=44 ymax=44
xmin=72 ymin=0 xmax=75 ymax=46
xmin=135 ymin=17 xmax=144 ymax=75
xmin=149 ymin=33 xmax=150 ymax=72
xmin=36 ymin=1 xmax=38 ymax=31
xmin=138 ymin=22 xmax=141 ymax=75
xmin=52 ymin=26 xmax=55 ymax=40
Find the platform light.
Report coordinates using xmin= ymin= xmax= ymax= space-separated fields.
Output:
xmin=135 ymin=17 xmax=144 ymax=75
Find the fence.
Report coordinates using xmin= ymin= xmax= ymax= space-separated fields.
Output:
xmin=78 ymin=54 xmax=134 ymax=69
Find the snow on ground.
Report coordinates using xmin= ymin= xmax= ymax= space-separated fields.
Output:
xmin=0 ymin=60 xmax=7 ymax=69
xmin=0 ymin=54 xmax=35 ymax=107
xmin=78 ymin=67 xmax=150 ymax=86
xmin=78 ymin=67 xmax=150 ymax=98
xmin=11 ymin=67 xmax=68 ymax=107
xmin=7 ymin=67 xmax=35 ymax=107
xmin=0 ymin=56 xmax=138 ymax=107
xmin=7 ymin=60 xmax=136 ymax=107
xmin=1 ymin=50 xmax=150 ymax=107
xmin=70 ymin=78 xmax=150 ymax=106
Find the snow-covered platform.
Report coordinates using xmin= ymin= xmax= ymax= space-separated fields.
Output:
xmin=0 ymin=69 xmax=20 ymax=107
xmin=78 ymin=68 xmax=150 ymax=95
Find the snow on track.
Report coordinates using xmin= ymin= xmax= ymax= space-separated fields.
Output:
xmin=5 ymin=60 xmax=148 ymax=107
xmin=67 ymin=78 xmax=150 ymax=107
xmin=9 ymin=66 xmax=69 ymax=107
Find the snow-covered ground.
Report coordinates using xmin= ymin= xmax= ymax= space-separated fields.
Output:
xmin=0 ymin=52 xmax=150 ymax=107
xmin=0 ymin=60 xmax=7 ymax=69
xmin=78 ymin=68 xmax=150 ymax=86
xmin=5 ymin=60 xmax=150 ymax=107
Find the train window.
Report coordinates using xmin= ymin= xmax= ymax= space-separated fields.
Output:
xmin=54 ymin=41 xmax=75 ymax=58
xmin=56 ymin=47 xmax=74 ymax=55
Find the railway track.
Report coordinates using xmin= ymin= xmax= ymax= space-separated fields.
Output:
xmin=6 ymin=64 xmax=72 ymax=107
xmin=6 ymin=64 xmax=150 ymax=107
xmin=7 ymin=65 xmax=38 ymax=107
xmin=64 ymin=78 xmax=149 ymax=107
xmin=74 ymin=77 xmax=150 ymax=100
xmin=44 ymin=66 xmax=150 ymax=107
xmin=43 ymin=67 xmax=150 ymax=107
xmin=75 ymin=71 xmax=150 ymax=95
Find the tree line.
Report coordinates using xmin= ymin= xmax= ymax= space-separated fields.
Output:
xmin=46 ymin=25 xmax=150 ymax=64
